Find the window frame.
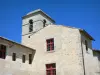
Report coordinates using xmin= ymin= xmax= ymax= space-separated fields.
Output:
xmin=12 ymin=53 xmax=16 ymax=61
xmin=46 ymin=63 xmax=56 ymax=75
xmin=46 ymin=38 xmax=54 ymax=51
xmin=85 ymin=40 xmax=88 ymax=51
xmin=22 ymin=55 xmax=26 ymax=63
xmin=0 ymin=44 xmax=6 ymax=59
xmin=29 ymin=24 xmax=33 ymax=32
xmin=29 ymin=19 xmax=33 ymax=32
xmin=29 ymin=54 xmax=32 ymax=64
xmin=43 ymin=19 xmax=46 ymax=27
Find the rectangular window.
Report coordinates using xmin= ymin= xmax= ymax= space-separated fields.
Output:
xmin=46 ymin=63 xmax=56 ymax=75
xmin=85 ymin=40 xmax=88 ymax=51
xmin=0 ymin=44 xmax=6 ymax=59
xmin=22 ymin=55 xmax=25 ymax=63
xmin=29 ymin=24 xmax=33 ymax=32
xmin=12 ymin=53 xmax=16 ymax=61
xmin=46 ymin=38 xmax=54 ymax=51
xmin=29 ymin=54 xmax=32 ymax=64
xmin=29 ymin=20 xmax=33 ymax=32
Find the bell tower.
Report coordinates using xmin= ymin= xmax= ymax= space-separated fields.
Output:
xmin=21 ymin=9 xmax=55 ymax=43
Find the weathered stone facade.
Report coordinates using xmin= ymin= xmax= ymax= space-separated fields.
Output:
xmin=0 ymin=9 xmax=100 ymax=75
xmin=0 ymin=37 xmax=35 ymax=75
xmin=22 ymin=25 xmax=83 ymax=75
xmin=22 ymin=9 xmax=100 ymax=75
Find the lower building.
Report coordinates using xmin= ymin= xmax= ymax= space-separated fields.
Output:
xmin=0 ymin=37 xmax=35 ymax=75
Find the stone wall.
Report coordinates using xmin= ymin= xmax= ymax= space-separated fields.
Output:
xmin=22 ymin=25 xmax=84 ymax=75
xmin=0 ymin=39 xmax=35 ymax=75
xmin=81 ymin=32 xmax=97 ymax=75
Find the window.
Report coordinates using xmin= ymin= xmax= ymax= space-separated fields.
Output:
xmin=22 ymin=55 xmax=25 ymax=63
xmin=12 ymin=53 xmax=16 ymax=61
xmin=29 ymin=54 xmax=32 ymax=64
xmin=0 ymin=44 xmax=6 ymax=59
xmin=43 ymin=19 xmax=46 ymax=27
xmin=46 ymin=38 xmax=54 ymax=51
xmin=85 ymin=40 xmax=88 ymax=51
xmin=29 ymin=19 xmax=33 ymax=32
xmin=46 ymin=63 xmax=56 ymax=75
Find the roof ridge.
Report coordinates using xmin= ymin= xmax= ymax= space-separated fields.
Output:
xmin=0 ymin=36 xmax=35 ymax=51
xmin=57 ymin=24 xmax=82 ymax=30
xmin=55 ymin=24 xmax=94 ymax=41
xmin=22 ymin=9 xmax=55 ymax=23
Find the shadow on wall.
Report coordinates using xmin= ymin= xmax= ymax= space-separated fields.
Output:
xmin=92 ymin=50 xmax=100 ymax=74
xmin=93 ymin=50 xmax=100 ymax=61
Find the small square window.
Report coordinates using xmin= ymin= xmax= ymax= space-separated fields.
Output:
xmin=46 ymin=38 xmax=54 ymax=51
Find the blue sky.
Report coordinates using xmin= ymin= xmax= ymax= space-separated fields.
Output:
xmin=0 ymin=0 xmax=100 ymax=49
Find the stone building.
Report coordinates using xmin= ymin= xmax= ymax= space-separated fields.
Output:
xmin=0 ymin=36 xmax=35 ymax=75
xmin=0 ymin=9 xmax=100 ymax=75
